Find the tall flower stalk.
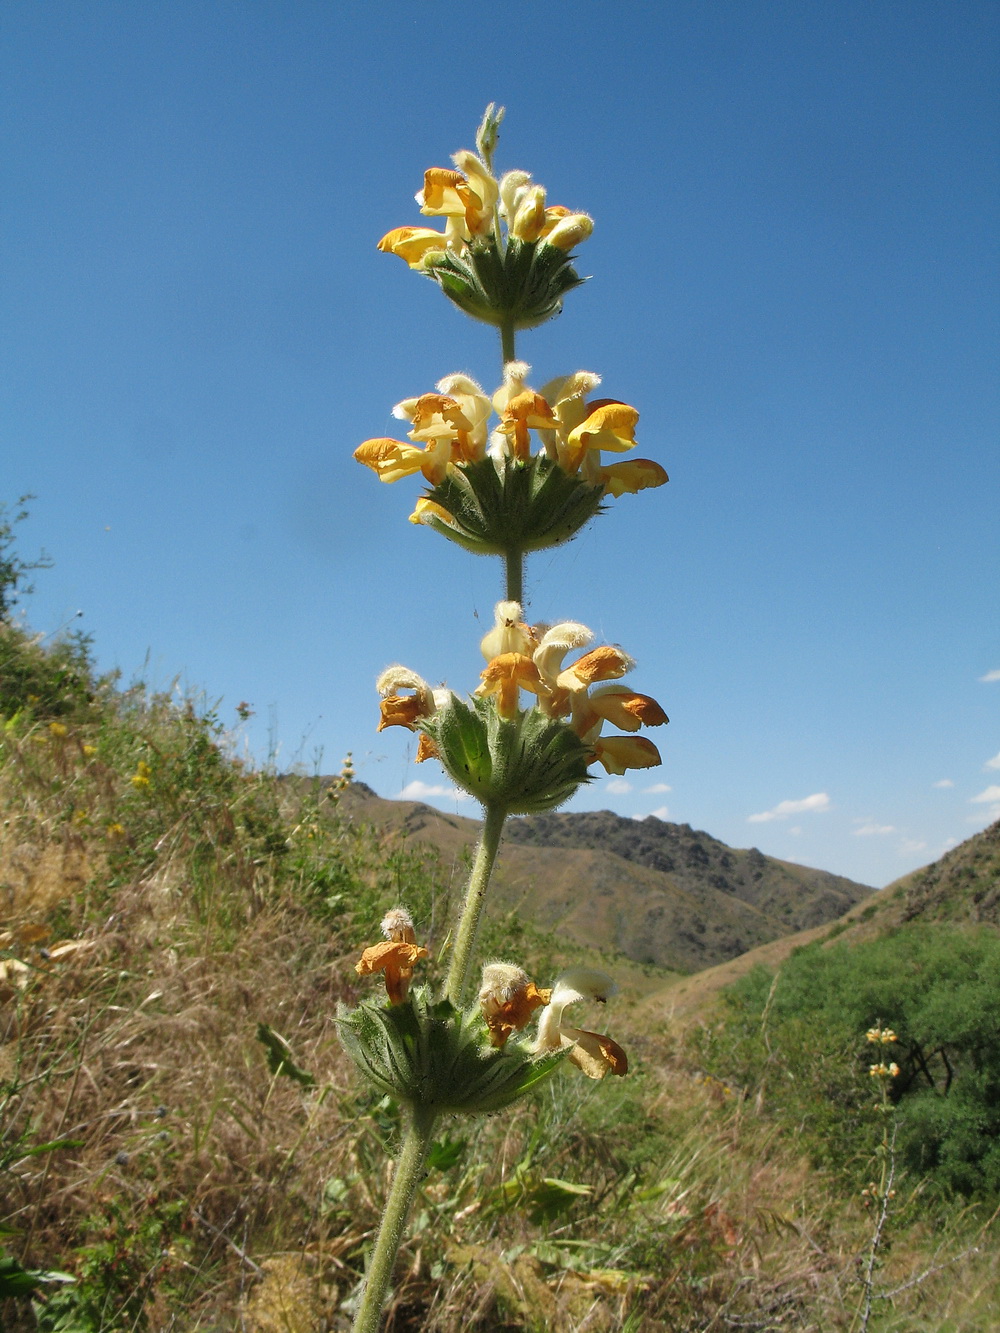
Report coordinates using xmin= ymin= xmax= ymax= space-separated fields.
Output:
xmin=341 ymin=105 xmax=670 ymax=1331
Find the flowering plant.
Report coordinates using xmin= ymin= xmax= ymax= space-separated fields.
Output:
xmin=340 ymin=106 xmax=670 ymax=1333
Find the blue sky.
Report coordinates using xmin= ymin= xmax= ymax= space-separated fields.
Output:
xmin=3 ymin=1 xmax=998 ymax=888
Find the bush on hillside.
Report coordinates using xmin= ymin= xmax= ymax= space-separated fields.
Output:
xmin=696 ymin=926 xmax=1000 ymax=1199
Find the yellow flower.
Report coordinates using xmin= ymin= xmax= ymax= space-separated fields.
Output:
xmin=356 ymin=375 xmax=492 ymax=487
xmin=589 ymin=734 xmax=662 ymax=775
xmin=354 ymin=437 xmax=450 ymax=485
xmin=355 ymin=907 xmax=428 ymax=1005
xmin=130 ymin=760 xmax=152 ymax=788
xmin=565 ymin=401 xmax=639 ymax=476
xmin=377 ymin=225 xmax=449 ymax=268
xmin=394 ymin=376 xmax=491 ymax=464
xmin=106 ymin=822 xmax=126 ymax=839
xmin=535 ymin=968 xmax=627 ymax=1079
xmin=82 ymin=744 xmax=97 ymax=758
xmin=48 ymin=721 xmax=68 ymax=738
xmin=408 ymin=497 xmax=458 ymax=529
xmin=416 ymin=151 xmax=498 ymax=239
xmin=479 ymin=963 xmax=551 ymax=1048
xmin=600 ymin=458 xmax=669 ymax=497
xmin=510 ymin=184 xmax=548 ymax=241
xmin=541 ymin=211 xmax=594 ymax=251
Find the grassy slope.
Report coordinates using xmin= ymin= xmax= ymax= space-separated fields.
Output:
xmin=643 ymin=817 xmax=1000 ymax=1023
xmin=1 ymin=623 xmax=996 ymax=1330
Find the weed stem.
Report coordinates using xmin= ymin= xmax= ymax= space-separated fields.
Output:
xmin=445 ymin=801 xmax=508 ymax=1007
xmin=352 ymin=1104 xmax=438 ymax=1333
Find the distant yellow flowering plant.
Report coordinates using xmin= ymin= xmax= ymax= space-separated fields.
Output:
xmin=340 ymin=108 xmax=672 ymax=1333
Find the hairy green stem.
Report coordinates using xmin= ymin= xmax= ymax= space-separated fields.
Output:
xmin=445 ymin=801 xmax=508 ymax=1007
xmin=352 ymin=1104 xmax=438 ymax=1333
xmin=504 ymin=548 xmax=523 ymax=605
xmin=500 ymin=320 xmax=516 ymax=368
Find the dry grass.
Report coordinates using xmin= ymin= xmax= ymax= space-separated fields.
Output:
xmin=1 ymin=640 xmax=998 ymax=1330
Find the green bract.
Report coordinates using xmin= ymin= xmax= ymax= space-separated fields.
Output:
xmin=424 ymin=237 xmax=586 ymax=331
xmin=420 ymin=694 xmax=591 ymax=815
xmin=422 ymin=454 xmax=605 ymax=557
xmin=337 ymin=988 xmax=565 ymax=1113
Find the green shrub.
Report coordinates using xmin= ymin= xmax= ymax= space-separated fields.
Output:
xmin=696 ymin=925 xmax=1000 ymax=1199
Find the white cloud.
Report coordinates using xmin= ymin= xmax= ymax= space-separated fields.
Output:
xmin=969 ymin=787 xmax=1000 ymax=825
xmin=985 ymin=752 xmax=1000 ymax=771
xmin=932 ymin=778 xmax=955 ymax=788
xmin=898 ymin=838 xmax=928 ymax=856
xmin=853 ymin=821 xmax=896 ymax=837
xmin=979 ymin=669 xmax=1000 ymax=683
xmin=397 ymin=780 xmax=473 ymax=802
xmin=645 ymin=782 xmax=672 ymax=793
xmin=647 ymin=805 xmax=670 ymax=820
xmin=747 ymin=792 xmax=831 ymax=823
xmin=605 ymin=778 xmax=633 ymax=794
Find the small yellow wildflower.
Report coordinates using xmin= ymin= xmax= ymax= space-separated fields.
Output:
xmin=82 ymin=744 xmax=97 ymax=758
xmin=130 ymin=760 xmax=152 ymax=788
xmin=106 ymin=822 xmax=126 ymax=840
xmin=48 ymin=721 xmax=68 ymax=738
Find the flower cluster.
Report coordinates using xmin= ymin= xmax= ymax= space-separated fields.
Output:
xmin=355 ymin=364 xmax=667 ymax=555
xmin=353 ymin=920 xmax=627 ymax=1084
xmin=866 ymin=1026 xmax=898 ymax=1046
xmin=378 ymin=153 xmax=592 ymax=271
xmin=374 ymin=106 xmax=593 ymax=332
xmin=377 ymin=600 xmax=667 ymax=786
xmin=356 ymin=363 xmax=666 ymax=498
xmin=868 ymin=1062 xmax=900 ymax=1079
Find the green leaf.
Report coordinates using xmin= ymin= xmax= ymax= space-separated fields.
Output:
xmin=19 ymin=1138 xmax=84 ymax=1158
xmin=426 ymin=1134 xmax=467 ymax=1171
xmin=255 ymin=1023 xmax=316 ymax=1087
xmin=0 ymin=1252 xmax=75 ymax=1297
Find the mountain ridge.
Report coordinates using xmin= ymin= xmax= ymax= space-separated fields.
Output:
xmin=329 ymin=780 xmax=874 ymax=973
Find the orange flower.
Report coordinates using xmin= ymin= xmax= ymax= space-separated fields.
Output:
xmin=499 ymin=389 xmax=556 ymax=461
xmin=376 ymin=667 xmax=437 ymax=733
xmin=583 ymin=685 xmax=669 ymax=734
xmin=476 ymin=652 xmax=544 ymax=720
xmin=556 ymin=645 xmax=635 ymax=693
xmin=377 ymin=226 xmax=448 ymax=268
xmin=479 ymin=963 xmax=552 ymax=1048
xmin=589 ymin=734 xmax=662 ymax=775
xmin=355 ymin=908 xmax=428 ymax=1005
xmin=600 ymin=458 xmax=668 ymax=498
